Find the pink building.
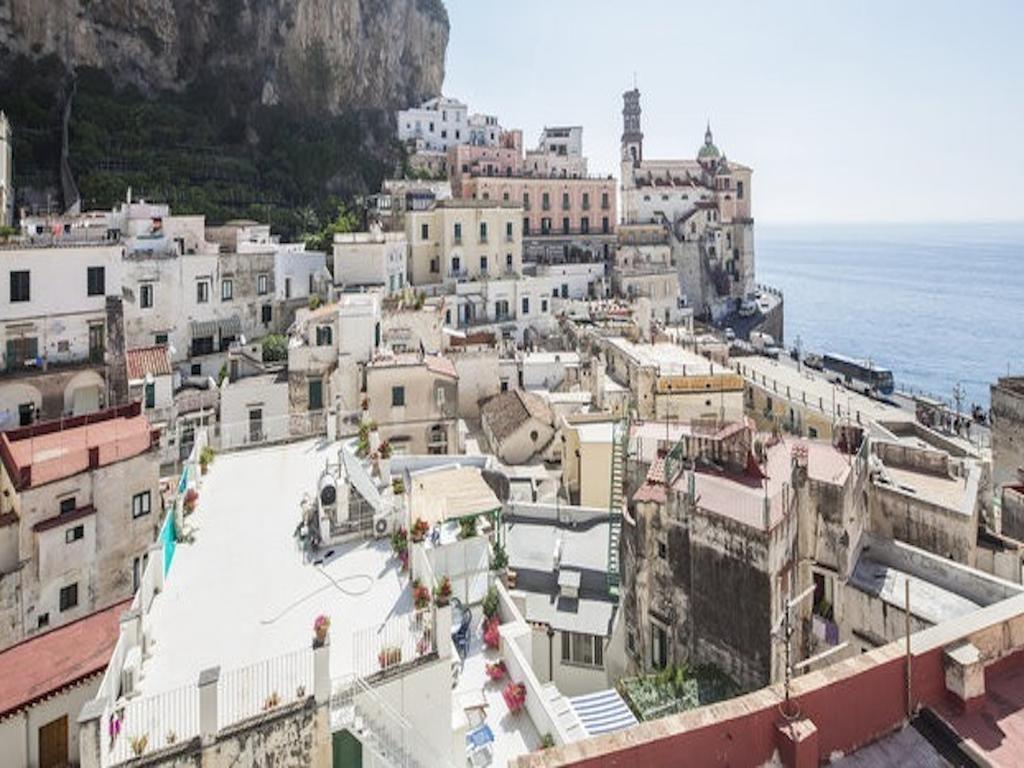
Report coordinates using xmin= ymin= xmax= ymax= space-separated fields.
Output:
xmin=461 ymin=175 xmax=616 ymax=264
xmin=448 ymin=130 xmax=523 ymax=196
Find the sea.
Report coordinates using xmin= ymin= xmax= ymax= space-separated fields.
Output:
xmin=756 ymin=222 xmax=1024 ymax=410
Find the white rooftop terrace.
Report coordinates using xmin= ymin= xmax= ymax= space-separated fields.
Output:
xmin=605 ymin=337 xmax=718 ymax=376
xmin=138 ymin=438 xmax=412 ymax=696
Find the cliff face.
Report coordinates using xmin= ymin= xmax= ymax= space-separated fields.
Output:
xmin=0 ymin=0 xmax=448 ymax=115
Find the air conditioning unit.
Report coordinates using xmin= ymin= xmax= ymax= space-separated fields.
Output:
xmin=121 ymin=663 xmax=139 ymax=699
xmin=372 ymin=511 xmax=395 ymax=539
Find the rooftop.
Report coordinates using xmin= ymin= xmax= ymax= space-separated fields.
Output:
xmin=481 ymin=389 xmax=554 ymax=443
xmin=125 ymin=345 xmax=173 ymax=382
xmin=368 ymin=353 xmax=458 ymax=379
xmin=135 ymin=439 xmax=412 ymax=697
xmin=0 ymin=405 xmax=155 ymax=489
xmin=605 ymin=338 xmax=719 ymax=377
xmin=407 ymin=464 xmax=502 ymax=528
xmin=0 ymin=599 xmax=129 ymax=719
xmin=877 ymin=464 xmax=974 ymax=513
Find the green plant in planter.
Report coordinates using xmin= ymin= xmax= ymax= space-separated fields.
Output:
xmin=390 ymin=527 xmax=408 ymax=557
xmin=490 ymin=541 xmax=508 ymax=571
xmin=392 ymin=477 xmax=406 ymax=495
xmin=199 ymin=446 xmax=215 ymax=471
xmin=540 ymin=733 xmax=555 ymax=749
xmin=482 ymin=585 xmax=499 ymax=619
xmin=458 ymin=516 xmax=476 ymax=539
xmin=433 ymin=575 xmax=452 ymax=606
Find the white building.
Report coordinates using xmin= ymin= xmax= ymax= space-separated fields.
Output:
xmin=524 ymin=126 xmax=588 ymax=179
xmin=444 ymin=275 xmax=555 ymax=344
xmin=536 ymin=261 xmax=607 ymax=301
xmin=333 ymin=227 xmax=408 ymax=294
xmin=397 ymin=96 xmax=502 ymax=153
xmin=0 ymin=112 xmax=11 ymax=228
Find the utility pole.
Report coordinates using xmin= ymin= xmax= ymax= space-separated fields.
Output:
xmin=773 ymin=584 xmax=815 ymax=717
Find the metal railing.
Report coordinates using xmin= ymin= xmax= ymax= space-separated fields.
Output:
xmin=217 ymin=646 xmax=314 ymax=730
xmin=351 ymin=608 xmax=436 ymax=679
xmin=105 ymin=683 xmax=200 ymax=765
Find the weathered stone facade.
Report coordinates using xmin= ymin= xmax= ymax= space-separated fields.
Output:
xmin=992 ymin=377 xmax=1024 ymax=495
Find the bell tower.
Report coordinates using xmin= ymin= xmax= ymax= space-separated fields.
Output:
xmin=621 ymin=88 xmax=643 ymax=167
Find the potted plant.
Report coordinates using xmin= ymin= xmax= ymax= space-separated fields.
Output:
xmin=490 ymin=540 xmax=508 ymax=572
xmin=458 ymin=517 xmax=476 ymax=539
xmin=390 ymin=527 xmax=409 ymax=571
xmin=413 ymin=580 xmax=431 ymax=610
xmin=378 ymin=440 xmax=392 ymax=480
xmin=263 ymin=692 xmax=281 ymax=710
xmin=483 ymin=616 xmax=501 ymax=650
xmin=183 ymin=488 xmax=199 ymax=514
xmin=482 ymin=585 xmax=499 ymax=620
xmin=410 ymin=517 xmax=430 ymax=543
xmin=502 ymin=681 xmax=526 ymax=713
xmin=540 ymin=733 xmax=555 ymax=749
xmin=313 ymin=614 xmax=330 ymax=646
xmin=485 ymin=660 xmax=507 ymax=681
xmin=199 ymin=446 xmax=215 ymax=475
xmin=433 ymin=575 xmax=452 ymax=607
xmin=361 ymin=396 xmax=369 ymax=412
xmin=130 ymin=734 xmax=149 ymax=757
xmin=392 ymin=477 xmax=406 ymax=495
xmin=378 ymin=645 xmax=402 ymax=668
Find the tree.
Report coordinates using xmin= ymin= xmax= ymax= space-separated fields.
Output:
xmin=305 ymin=203 xmax=360 ymax=252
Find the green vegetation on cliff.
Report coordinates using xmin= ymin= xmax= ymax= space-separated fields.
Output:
xmin=0 ymin=57 xmax=407 ymax=239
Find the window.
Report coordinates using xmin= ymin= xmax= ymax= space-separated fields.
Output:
xmin=561 ymin=192 xmax=570 ymax=210
xmin=285 ymin=277 xmax=292 ymax=299
xmin=315 ymin=325 xmax=332 ymax=346
xmin=37 ymin=613 xmax=49 ymax=629
xmin=506 ymin=253 xmax=513 ymax=268
xmin=562 ymin=217 xmax=570 ymax=235
xmin=561 ymin=631 xmax=604 ymax=668
xmin=261 ymin=304 xmax=272 ymax=324
xmin=582 ymin=192 xmax=590 ymax=210
xmin=66 ymin=525 xmax=84 ymax=544
xmin=309 ymin=273 xmax=315 ymax=294
xmin=581 ymin=216 xmax=589 ymax=234
xmin=191 ymin=336 xmax=214 ymax=356
xmin=652 ymin=624 xmax=668 ymax=669
xmin=657 ymin=538 xmax=667 ymax=559
xmin=155 ymin=332 xmax=168 ymax=345
xmin=132 ymin=491 xmax=152 ymax=519
xmin=542 ymin=192 xmax=550 ymax=211
xmin=59 ymin=583 xmax=78 ymax=612
xmin=140 ymin=283 xmax=154 ymax=309
xmin=145 ymin=382 xmax=155 ymax=408
xmin=541 ymin=298 xmax=548 ymax=312
xmin=452 ymin=256 xmax=461 ymax=274
xmin=602 ymin=216 xmax=610 ymax=234
xmin=737 ymin=180 xmax=744 ymax=200
xmin=257 ymin=273 xmax=269 ymax=295
xmin=521 ymin=297 xmax=529 ymax=315
xmin=421 ymin=223 xmax=429 ymax=241
xmin=505 ymin=221 xmax=513 ymax=241
xmin=500 ymin=380 xmax=509 ymax=392
xmin=196 ymin=280 xmax=210 ymax=304
xmin=392 ymin=386 xmax=405 ymax=407
xmin=522 ymin=218 xmax=530 ymax=235
xmin=9 ymin=270 xmax=29 ymax=302
xmin=480 ymin=255 xmax=488 ymax=273
xmin=601 ymin=192 xmax=610 ymax=210
xmin=479 ymin=222 xmax=487 ymax=242
xmin=523 ymin=192 xmax=530 ymax=211
xmin=309 ymin=378 xmax=324 ymax=410
xmin=87 ymin=266 xmax=106 ymax=296
xmin=454 ymin=222 xmax=462 ymax=242
xmin=59 ymin=497 xmax=76 ymax=515
xmin=221 ymin=279 xmax=233 ymax=301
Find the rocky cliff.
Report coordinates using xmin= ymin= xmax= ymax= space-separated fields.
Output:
xmin=0 ymin=0 xmax=448 ymax=116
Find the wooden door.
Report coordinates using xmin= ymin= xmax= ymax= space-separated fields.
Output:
xmin=38 ymin=714 xmax=68 ymax=768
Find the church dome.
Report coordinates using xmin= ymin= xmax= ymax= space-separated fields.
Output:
xmin=698 ymin=122 xmax=720 ymax=161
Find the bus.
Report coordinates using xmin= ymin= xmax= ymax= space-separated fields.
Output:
xmin=823 ymin=353 xmax=895 ymax=397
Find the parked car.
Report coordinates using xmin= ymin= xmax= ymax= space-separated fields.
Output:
xmin=738 ymin=299 xmax=758 ymax=317
xmin=725 ymin=327 xmax=736 ymax=342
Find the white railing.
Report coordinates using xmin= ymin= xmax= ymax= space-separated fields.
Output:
xmin=331 ymin=674 xmax=456 ymax=768
xmin=351 ymin=608 xmax=436 ymax=678
xmin=217 ymin=647 xmax=314 ymax=730
xmin=105 ymin=683 xmax=199 ymax=764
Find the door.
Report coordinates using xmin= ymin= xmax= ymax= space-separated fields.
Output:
xmin=249 ymin=408 xmax=263 ymax=443
xmin=180 ymin=422 xmax=195 ymax=461
xmin=88 ymin=323 xmax=105 ymax=363
xmin=18 ymin=402 xmax=35 ymax=426
xmin=38 ymin=715 xmax=68 ymax=768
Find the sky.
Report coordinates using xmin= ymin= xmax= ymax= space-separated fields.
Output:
xmin=443 ymin=1 xmax=1024 ymax=224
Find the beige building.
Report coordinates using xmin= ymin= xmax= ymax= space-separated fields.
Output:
xmin=480 ymin=388 xmax=555 ymax=465
xmin=0 ymin=403 xmax=161 ymax=650
xmin=602 ymin=338 xmax=744 ymax=423
xmin=405 ymin=200 xmax=523 ymax=286
xmin=333 ymin=227 xmax=408 ymax=294
xmin=560 ymin=417 xmax=617 ymax=509
xmin=365 ymin=353 xmax=459 ymax=455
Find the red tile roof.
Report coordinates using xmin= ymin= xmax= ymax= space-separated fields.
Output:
xmin=0 ymin=599 xmax=128 ymax=719
xmin=126 ymin=345 xmax=173 ymax=382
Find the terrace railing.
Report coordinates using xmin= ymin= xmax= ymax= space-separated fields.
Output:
xmin=351 ymin=608 xmax=436 ymax=679
xmin=217 ymin=646 xmax=314 ymax=730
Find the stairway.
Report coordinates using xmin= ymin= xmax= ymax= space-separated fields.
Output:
xmin=607 ymin=420 xmax=626 ymax=597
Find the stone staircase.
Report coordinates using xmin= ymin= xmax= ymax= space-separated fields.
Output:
xmin=607 ymin=420 xmax=626 ymax=597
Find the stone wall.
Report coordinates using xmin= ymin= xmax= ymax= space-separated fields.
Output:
xmin=992 ymin=377 xmax=1024 ymax=493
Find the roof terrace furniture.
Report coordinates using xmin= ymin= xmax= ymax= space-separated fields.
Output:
xmin=466 ymin=723 xmax=495 ymax=766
